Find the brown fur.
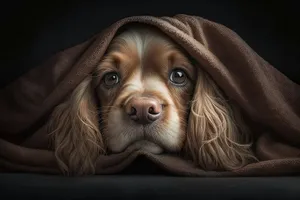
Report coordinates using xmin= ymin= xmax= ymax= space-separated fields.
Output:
xmin=184 ymin=67 xmax=257 ymax=170
xmin=48 ymin=77 xmax=105 ymax=176
xmin=48 ymin=25 xmax=256 ymax=176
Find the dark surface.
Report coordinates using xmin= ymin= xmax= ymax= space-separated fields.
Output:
xmin=1 ymin=173 xmax=300 ymax=200
xmin=1 ymin=0 xmax=300 ymax=199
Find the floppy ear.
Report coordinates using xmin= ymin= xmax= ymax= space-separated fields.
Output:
xmin=47 ymin=76 xmax=105 ymax=176
xmin=185 ymin=68 xmax=256 ymax=171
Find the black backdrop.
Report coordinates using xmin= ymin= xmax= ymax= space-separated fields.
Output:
xmin=1 ymin=0 xmax=300 ymax=87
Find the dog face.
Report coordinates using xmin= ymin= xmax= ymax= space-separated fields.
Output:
xmin=95 ymin=27 xmax=196 ymax=154
xmin=49 ymin=25 xmax=255 ymax=176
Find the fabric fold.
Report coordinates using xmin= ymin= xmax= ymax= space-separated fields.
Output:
xmin=0 ymin=14 xmax=299 ymax=176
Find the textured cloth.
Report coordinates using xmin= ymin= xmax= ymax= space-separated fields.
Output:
xmin=0 ymin=14 xmax=300 ymax=176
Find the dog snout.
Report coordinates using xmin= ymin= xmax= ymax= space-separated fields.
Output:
xmin=126 ymin=97 xmax=162 ymax=124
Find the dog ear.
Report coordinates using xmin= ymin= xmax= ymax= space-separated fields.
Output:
xmin=48 ymin=76 xmax=105 ymax=176
xmin=184 ymin=68 xmax=256 ymax=171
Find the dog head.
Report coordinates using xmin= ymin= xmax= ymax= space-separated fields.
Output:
xmin=95 ymin=26 xmax=196 ymax=154
xmin=49 ymin=25 xmax=255 ymax=175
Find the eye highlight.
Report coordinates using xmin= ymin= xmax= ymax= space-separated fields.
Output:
xmin=102 ymin=72 xmax=120 ymax=88
xmin=169 ymin=68 xmax=188 ymax=86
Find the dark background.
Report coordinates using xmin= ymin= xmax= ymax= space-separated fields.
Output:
xmin=1 ymin=1 xmax=300 ymax=199
xmin=1 ymin=0 xmax=300 ymax=87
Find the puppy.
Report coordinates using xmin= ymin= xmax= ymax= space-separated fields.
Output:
xmin=48 ymin=24 xmax=256 ymax=175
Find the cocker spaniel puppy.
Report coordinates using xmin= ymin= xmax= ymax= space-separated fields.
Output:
xmin=48 ymin=24 xmax=256 ymax=175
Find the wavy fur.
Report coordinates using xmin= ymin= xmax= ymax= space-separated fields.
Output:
xmin=184 ymin=68 xmax=256 ymax=170
xmin=48 ymin=77 xmax=105 ymax=176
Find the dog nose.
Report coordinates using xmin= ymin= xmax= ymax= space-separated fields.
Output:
xmin=126 ymin=97 xmax=162 ymax=124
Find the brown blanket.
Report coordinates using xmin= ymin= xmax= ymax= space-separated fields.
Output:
xmin=1 ymin=14 xmax=300 ymax=176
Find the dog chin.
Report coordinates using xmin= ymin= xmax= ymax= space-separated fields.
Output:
xmin=110 ymin=140 xmax=164 ymax=154
xmin=132 ymin=140 xmax=164 ymax=154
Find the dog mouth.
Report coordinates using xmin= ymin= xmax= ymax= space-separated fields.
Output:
xmin=109 ymin=127 xmax=166 ymax=154
xmin=104 ymin=100 xmax=183 ymax=155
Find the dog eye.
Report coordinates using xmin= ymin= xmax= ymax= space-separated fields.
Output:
xmin=103 ymin=72 xmax=120 ymax=87
xmin=169 ymin=69 xmax=187 ymax=86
